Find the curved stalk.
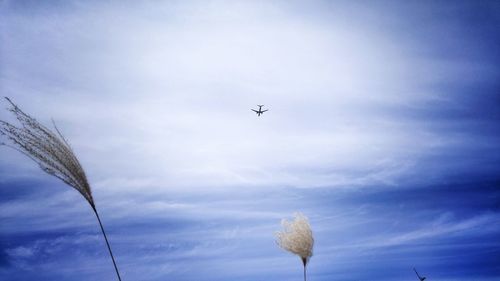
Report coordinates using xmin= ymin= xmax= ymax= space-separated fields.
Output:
xmin=93 ymin=206 xmax=122 ymax=281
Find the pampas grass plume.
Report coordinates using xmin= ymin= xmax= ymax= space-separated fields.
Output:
xmin=0 ymin=97 xmax=122 ymax=280
xmin=276 ymin=212 xmax=314 ymax=281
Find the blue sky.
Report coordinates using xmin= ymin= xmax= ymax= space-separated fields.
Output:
xmin=1 ymin=0 xmax=499 ymax=280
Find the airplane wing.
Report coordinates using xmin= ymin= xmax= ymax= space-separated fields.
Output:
xmin=251 ymin=109 xmax=258 ymax=113
xmin=261 ymin=110 xmax=268 ymax=112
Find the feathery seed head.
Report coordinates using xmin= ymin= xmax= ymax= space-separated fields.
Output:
xmin=276 ymin=212 xmax=314 ymax=266
xmin=0 ymin=97 xmax=94 ymax=207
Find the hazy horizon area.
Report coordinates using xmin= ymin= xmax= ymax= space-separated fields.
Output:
xmin=1 ymin=1 xmax=499 ymax=280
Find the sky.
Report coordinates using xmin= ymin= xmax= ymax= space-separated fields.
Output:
xmin=0 ymin=0 xmax=499 ymax=280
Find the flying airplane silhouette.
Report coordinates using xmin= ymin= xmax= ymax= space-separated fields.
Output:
xmin=251 ymin=105 xmax=268 ymax=116
xmin=414 ymin=268 xmax=426 ymax=281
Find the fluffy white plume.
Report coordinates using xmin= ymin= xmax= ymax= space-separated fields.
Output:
xmin=276 ymin=212 xmax=314 ymax=266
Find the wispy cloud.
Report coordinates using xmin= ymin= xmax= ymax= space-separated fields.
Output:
xmin=3 ymin=0 xmax=497 ymax=193
xmin=352 ymin=213 xmax=500 ymax=249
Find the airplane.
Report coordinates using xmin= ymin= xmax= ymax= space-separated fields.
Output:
xmin=414 ymin=268 xmax=426 ymax=281
xmin=251 ymin=105 xmax=268 ymax=116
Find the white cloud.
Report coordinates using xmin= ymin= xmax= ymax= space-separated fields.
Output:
xmin=6 ymin=246 xmax=34 ymax=258
xmin=0 ymin=0 xmax=460 ymax=194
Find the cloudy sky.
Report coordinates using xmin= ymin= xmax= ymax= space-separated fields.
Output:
xmin=1 ymin=0 xmax=499 ymax=280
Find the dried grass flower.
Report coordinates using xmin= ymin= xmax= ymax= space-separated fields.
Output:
xmin=0 ymin=97 xmax=122 ymax=280
xmin=276 ymin=212 xmax=314 ymax=281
